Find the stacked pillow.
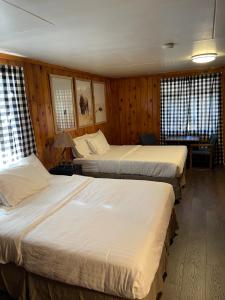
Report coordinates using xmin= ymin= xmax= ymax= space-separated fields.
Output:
xmin=0 ymin=154 xmax=51 ymax=207
xmin=86 ymin=131 xmax=110 ymax=155
xmin=73 ymin=130 xmax=110 ymax=158
xmin=72 ymin=135 xmax=92 ymax=158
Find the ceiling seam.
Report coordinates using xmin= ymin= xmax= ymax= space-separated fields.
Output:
xmin=1 ymin=0 xmax=55 ymax=26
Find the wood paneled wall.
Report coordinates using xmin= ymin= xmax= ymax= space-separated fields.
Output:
xmin=110 ymin=76 xmax=160 ymax=145
xmin=0 ymin=54 xmax=118 ymax=168
xmin=111 ymin=67 xmax=225 ymax=157
xmin=1 ymin=53 xmax=225 ymax=165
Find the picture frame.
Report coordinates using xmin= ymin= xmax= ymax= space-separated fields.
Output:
xmin=93 ymin=81 xmax=107 ymax=124
xmin=49 ymin=74 xmax=77 ymax=133
xmin=75 ymin=78 xmax=94 ymax=128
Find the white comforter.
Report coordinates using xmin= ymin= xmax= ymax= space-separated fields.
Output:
xmin=74 ymin=145 xmax=187 ymax=178
xmin=0 ymin=175 xmax=175 ymax=299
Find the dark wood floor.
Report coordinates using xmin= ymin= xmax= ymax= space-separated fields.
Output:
xmin=0 ymin=290 xmax=13 ymax=300
xmin=162 ymin=167 xmax=225 ymax=300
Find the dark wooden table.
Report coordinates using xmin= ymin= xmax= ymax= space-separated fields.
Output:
xmin=166 ymin=135 xmax=201 ymax=169
xmin=166 ymin=135 xmax=200 ymax=145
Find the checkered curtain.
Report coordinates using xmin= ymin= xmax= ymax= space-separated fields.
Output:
xmin=161 ymin=73 xmax=223 ymax=164
xmin=0 ymin=65 xmax=36 ymax=166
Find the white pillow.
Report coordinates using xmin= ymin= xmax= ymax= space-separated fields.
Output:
xmin=85 ymin=132 xmax=99 ymax=139
xmin=86 ymin=130 xmax=110 ymax=155
xmin=16 ymin=154 xmax=51 ymax=181
xmin=0 ymin=162 xmax=49 ymax=207
xmin=73 ymin=135 xmax=92 ymax=158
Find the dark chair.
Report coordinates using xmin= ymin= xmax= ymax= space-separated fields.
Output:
xmin=189 ymin=134 xmax=217 ymax=169
xmin=140 ymin=133 xmax=157 ymax=145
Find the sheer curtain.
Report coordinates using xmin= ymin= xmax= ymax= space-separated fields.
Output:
xmin=0 ymin=65 xmax=36 ymax=166
xmin=161 ymin=73 xmax=223 ymax=164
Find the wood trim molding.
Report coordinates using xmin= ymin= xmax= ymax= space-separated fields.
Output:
xmin=114 ymin=65 xmax=225 ymax=80
xmin=0 ymin=52 xmax=108 ymax=80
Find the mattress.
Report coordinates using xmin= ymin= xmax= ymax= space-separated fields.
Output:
xmin=73 ymin=145 xmax=187 ymax=178
xmin=0 ymin=174 xmax=175 ymax=299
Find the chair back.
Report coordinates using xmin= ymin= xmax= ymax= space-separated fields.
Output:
xmin=209 ymin=134 xmax=218 ymax=147
xmin=140 ymin=133 xmax=156 ymax=145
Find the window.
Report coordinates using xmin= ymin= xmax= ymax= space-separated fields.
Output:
xmin=50 ymin=75 xmax=76 ymax=132
xmin=160 ymin=73 xmax=223 ymax=164
xmin=0 ymin=65 xmax=36 ymax=166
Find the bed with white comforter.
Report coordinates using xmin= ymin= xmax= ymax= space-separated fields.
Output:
xmin=0 ymin=174 xmax=175 ymax=299
xmin=73 ymin=145 xmax=187 ymax=178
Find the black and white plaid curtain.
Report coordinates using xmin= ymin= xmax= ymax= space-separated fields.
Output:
xmin=161 ymin=73 xmax=223 ymax=164
xmin=0 ymin=65 xmax=36 ymax=166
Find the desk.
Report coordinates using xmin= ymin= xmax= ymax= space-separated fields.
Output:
xmin=166 ymin=135 xmax=201 ymax=169
xmin=166 ymin=135 xmax=200 ymax=145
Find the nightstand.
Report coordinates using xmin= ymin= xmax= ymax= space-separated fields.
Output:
xmin=49 ymin=162 xmax=82 ymax=176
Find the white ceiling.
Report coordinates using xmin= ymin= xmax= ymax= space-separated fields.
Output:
xmin=0 ymin=0 xmax=225 ymax=77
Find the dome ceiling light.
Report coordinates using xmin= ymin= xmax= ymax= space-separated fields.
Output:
xmin=192 ymin=0 xmax=218 ymax=64
xmin=191 ymin=53 xmax=217 ymax=63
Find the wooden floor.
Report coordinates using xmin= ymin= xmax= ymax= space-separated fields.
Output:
xmin=162 ymin=168 xmax=225 ymax=300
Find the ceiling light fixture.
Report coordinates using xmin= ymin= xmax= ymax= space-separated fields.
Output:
xmin=191 ymin=53 xmax=217 ymax=64
xmin=192 ymin=0 xmax=218 ymax=64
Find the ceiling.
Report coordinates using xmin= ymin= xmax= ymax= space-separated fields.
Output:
xmin=0 ymin=0 xmax=225 ymax=77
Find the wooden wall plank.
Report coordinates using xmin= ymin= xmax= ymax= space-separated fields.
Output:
xmin=125 ymin=79 xmax=131 ymax=144
xmin=147 ymin=77 xmax=154 ymax=135
xmin=119 ymin=79 xmax=127 ymax=144
xmin=140 ymin=77 xmax=148 ymax=134
xmin=135 ymin=78 xmax=141 ymax=143
xmin=152 ymin=77 xmax=161 ymax=139
xmin=130 ymin=78 xmax=138 ymax=144
xmin=108 ymin=79 xmax=121 ymax=145
xmin=113 ymin=75 xmax=161 ymax=145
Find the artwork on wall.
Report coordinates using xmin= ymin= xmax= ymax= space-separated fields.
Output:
xmin=50 ymin=75 xmax=76 ymax=133
xmin=75 ymin=78 xmax=94 ymax=127
xmin=93 ymin=81 xmax=107 ymax=124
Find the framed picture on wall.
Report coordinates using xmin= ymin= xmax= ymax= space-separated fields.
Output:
xmin=50 ymin=74 xmax=77 ymax=133
xmin=93 ymin=81 xmax=107 ymax=124
xmin=75 ymin=78 xmax=94 ymax=127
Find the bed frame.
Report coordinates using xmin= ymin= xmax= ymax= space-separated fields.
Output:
xmin=0 ymin=211 xmax=178 ymax=300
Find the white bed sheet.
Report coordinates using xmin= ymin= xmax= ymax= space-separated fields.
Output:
xmin=0 ymin=175 xmax=175 ymax=299
xmin=73 ymin=145 xmax=187 ymax=178
xmin=0 ymin=175 xmax=91 ymax=264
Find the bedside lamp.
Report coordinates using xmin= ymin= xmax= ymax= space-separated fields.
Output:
xmin=53 ymin=132 xmax=74 ymax=164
